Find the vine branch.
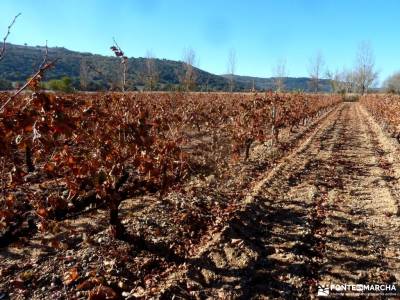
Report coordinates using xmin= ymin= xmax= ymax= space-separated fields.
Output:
xmin=0 ymin=41 xmax=58 ymax=112
xmin=0 ymin=13 xmax=21 ymax=61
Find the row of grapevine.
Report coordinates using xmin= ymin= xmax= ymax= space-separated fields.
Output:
xmin=0 ymin=91 xmax=341 ymax=241
xmin=360 ymin=94 xmax=400 ymax=141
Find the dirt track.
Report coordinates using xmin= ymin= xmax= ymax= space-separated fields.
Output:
xmin=181 ymin=102 xmax=400 ymax=299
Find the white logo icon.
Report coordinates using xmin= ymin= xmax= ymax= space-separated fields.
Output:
xmin=317 ymin=285 xmax=330 ymax=297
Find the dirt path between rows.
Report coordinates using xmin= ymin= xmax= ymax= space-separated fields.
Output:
xmin=177 ymin=102 xmax=400 ymax=299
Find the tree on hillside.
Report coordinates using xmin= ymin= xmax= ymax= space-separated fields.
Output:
xmin=0 ymin=13 xmax=21 ymax=62
xmin=353 ymin=41 xmax=378 ymax=94
xmin=383 ymin=72 xmax=400 ymax=94
xmin=0 ymin=78 xmax=12 ymax=90
xmin=327 ymin=68 xmax=358 ymax=94
xmin=181 ymin=47 xmax=197 ymax=91
xmin=325 ymin=69 xmax=340 ymax=93
xmin=226 ymin=48 xmax=236 ymax=92
xmin=47 ymin=76 xmax=74 ymax=93
xmin=308 ymin=51 xmax=325 ymax=92
xmin=144 ymin=50 xmax=159 ymax=91
xmin=341 ymin=68 xmax=357 ymax=93
xmin=325 ymin=68 xmax=353 ymax=94
xmin=79 ymin=57 xmax=89 ymax=90
xmin=273 ymin=58 xmax=287 ymax=92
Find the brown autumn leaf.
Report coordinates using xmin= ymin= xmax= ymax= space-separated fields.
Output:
xmin=37 ymin=208 xmax=48 ymax=218
xmin=24 ymin=124 xmax=33 ymax=132
xmin=64 ymin=267 xmax=79 ymax=285
xmin=67 ymin=156 xmax=75 ymax=166
xmin=76 ymin=279 xmax=95 ymax=291
xmin=88 ymin=285 xmax=118 ymax=300
xmin=49 ymin=238 xmax=61 ymax=249
xmin=44 ymin=162 xmax=55 ymax=173
xmin=5 ymin=194 xmax=16 ymax=208
xmin=11 ymin=278 xmax=25 ymax=289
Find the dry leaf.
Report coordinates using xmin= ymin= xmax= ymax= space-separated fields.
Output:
xmin=77 ymin=279 xmax=95 ymax=291
xmin=88 ymin=285 xmax=118 ymax=300
xmin=64 ymin=267 xmax=79 ymax=285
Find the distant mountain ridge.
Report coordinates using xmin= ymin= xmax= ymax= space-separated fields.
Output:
xmin=222 ymin=74 xmax=332 ymax=92
xmin=0 ymin=43 xmax=331 ymax=92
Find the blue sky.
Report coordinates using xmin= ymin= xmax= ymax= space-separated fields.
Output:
xmin=0 ymin=0 xmax=399 ymax=82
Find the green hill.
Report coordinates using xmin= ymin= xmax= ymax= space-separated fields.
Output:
xmin=0 ymin=43 xmax=238 ymax=91
xmin=0 ymin=43 xmax=332 ymax=92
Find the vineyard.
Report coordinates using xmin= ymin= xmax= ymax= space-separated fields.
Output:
xmin=1 ymin=90 xmax=400 ymax=298
xmin=360 ymin=94 xmax=400 ymax=142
